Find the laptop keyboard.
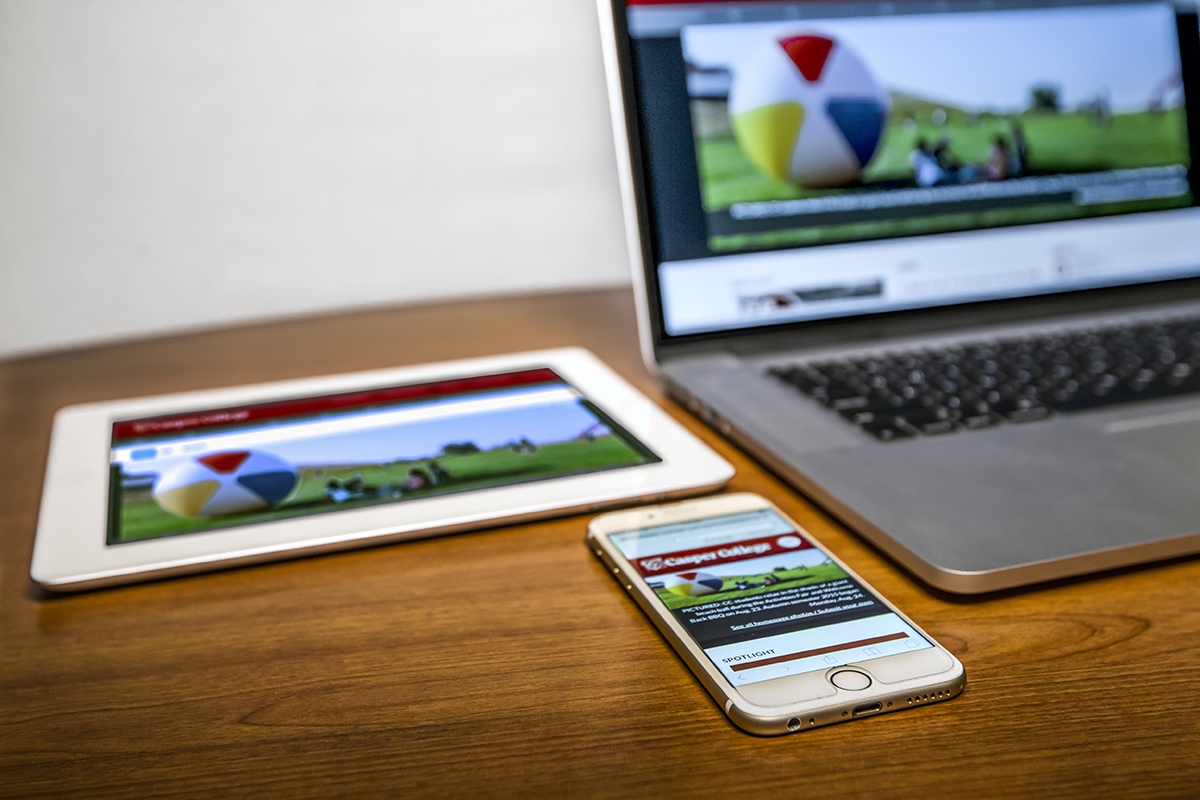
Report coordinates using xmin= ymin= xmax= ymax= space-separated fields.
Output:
xmin=768 ymin=315 xmax=1200 ymax=442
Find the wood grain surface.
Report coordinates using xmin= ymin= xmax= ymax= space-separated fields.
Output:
xmin=2 ymin=289 xmax=1198 ymax=798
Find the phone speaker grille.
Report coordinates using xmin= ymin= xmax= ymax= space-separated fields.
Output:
xmin=906 ymin=689 xmax=951 ymax=705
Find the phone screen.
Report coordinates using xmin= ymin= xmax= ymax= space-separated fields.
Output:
xmin=609 ymin=508 xmax=931 ymax=686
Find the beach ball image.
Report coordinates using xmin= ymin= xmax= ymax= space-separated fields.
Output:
xmin=729 ymin=33 xmax=889 ymax=187
xmin=663 ymin=571 xmax=725 ymax=597
xmin=153 ymin=450 xmax=298 ymax=519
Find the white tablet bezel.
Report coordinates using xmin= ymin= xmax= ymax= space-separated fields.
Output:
xmin=32 ymin=347 xmax=734 ymax=591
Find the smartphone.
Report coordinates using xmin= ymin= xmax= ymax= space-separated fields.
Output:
xmin=587 ymin=493 xmax=965 ymax=735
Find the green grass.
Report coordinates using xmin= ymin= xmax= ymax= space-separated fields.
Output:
xmin=113 ymin=435 xmax=648 ymax=543
xmin=694 ymin=105 xmax=1189 ymax=250
xmin=869 ymin=108 xmax=1188 ymax=181
xmin=654 ymin=561 xmax=849 ymax=611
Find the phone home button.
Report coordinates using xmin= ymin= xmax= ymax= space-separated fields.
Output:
xmin=830 ymin=669 xmax=872 ymax=691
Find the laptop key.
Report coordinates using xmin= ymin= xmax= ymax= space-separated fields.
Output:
xmin=860 ymin=418 xmax=914 ymax=441
xmin=886 ymin=406 xmax=957 ymax=435
xmin=991 ymin=397 xmax=1052 ymax=423
xmin=837 ymin=396 xmax=903 ymax=424
xmin=770 ymin=367 xmax=826 ymax=395
xmin=961 ymin=412 xmax=1002 ymax=429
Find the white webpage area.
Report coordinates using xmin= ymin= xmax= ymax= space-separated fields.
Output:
xmin=659 ymin=207 xmax=1200 ymax=336
xmin=708 ymin=613 xmax=928 ymax=685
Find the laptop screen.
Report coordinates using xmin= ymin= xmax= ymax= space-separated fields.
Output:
xmin=621 ymin=0 xmax=1200 ymax=337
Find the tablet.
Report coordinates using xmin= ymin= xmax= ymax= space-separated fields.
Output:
xmin=32 ymin=348 xmax=733 ymax=591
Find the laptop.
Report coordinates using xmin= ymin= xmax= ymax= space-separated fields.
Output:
xmin=597 ymin=0 xmax=1200 ymax=592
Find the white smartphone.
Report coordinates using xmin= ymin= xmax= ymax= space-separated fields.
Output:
xmin=587 ymin=493 xmax=964 ymax=735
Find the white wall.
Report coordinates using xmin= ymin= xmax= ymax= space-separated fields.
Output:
xmin=0 ymin=0 xmax=632 ymax=358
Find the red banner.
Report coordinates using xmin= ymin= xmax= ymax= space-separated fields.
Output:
xmin=632 ymin=533 xmax=812 ymax=577
xmin=112 ymin=368 xmax=562 ymax=442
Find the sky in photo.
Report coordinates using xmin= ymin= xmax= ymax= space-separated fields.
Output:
xmin=263 ymin=398 xmax=611 ymax=466
xmin=683 ymin=3 xmax=1181 ymax=113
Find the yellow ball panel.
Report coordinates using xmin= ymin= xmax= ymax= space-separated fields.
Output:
xmin=732 ymin=101 xmax=805 ymax=182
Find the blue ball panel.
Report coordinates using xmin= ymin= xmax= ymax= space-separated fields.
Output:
xmin=237 ymin=471 xmax=298 ymax=503
xmin=825 ymin=99 xmax=885 ymax=167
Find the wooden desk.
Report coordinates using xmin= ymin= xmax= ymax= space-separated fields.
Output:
xmin=2 ymin=289 xmax=1198 ymax=797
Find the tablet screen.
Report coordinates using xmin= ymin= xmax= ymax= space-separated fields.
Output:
xmin=107 ymin=369 xmax=660 ymax=544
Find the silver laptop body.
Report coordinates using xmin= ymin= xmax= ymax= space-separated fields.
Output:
xmin=598 ymin=0 xmax=1200 ymax=592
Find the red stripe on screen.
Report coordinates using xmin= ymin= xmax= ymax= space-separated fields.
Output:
xmin=729 ymin=632 xmax=909 ymax=672
xmin=111 ymin=368 xmax=563 ymax=442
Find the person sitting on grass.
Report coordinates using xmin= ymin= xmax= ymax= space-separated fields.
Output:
xmin=405 ymin=466 xmax=430 ymax=491
xmin=909 ymin=138 xmax=943 ymax=188
xmin=427 ymin=460 xmax=451 ymax=487
xmin=934 ymin=137 xmax=982 ymax=184
xmin=986 ymin=136 xmax=1011 ymax=181
xmin=1009 ymin=122 xmax=1029 ymax=177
